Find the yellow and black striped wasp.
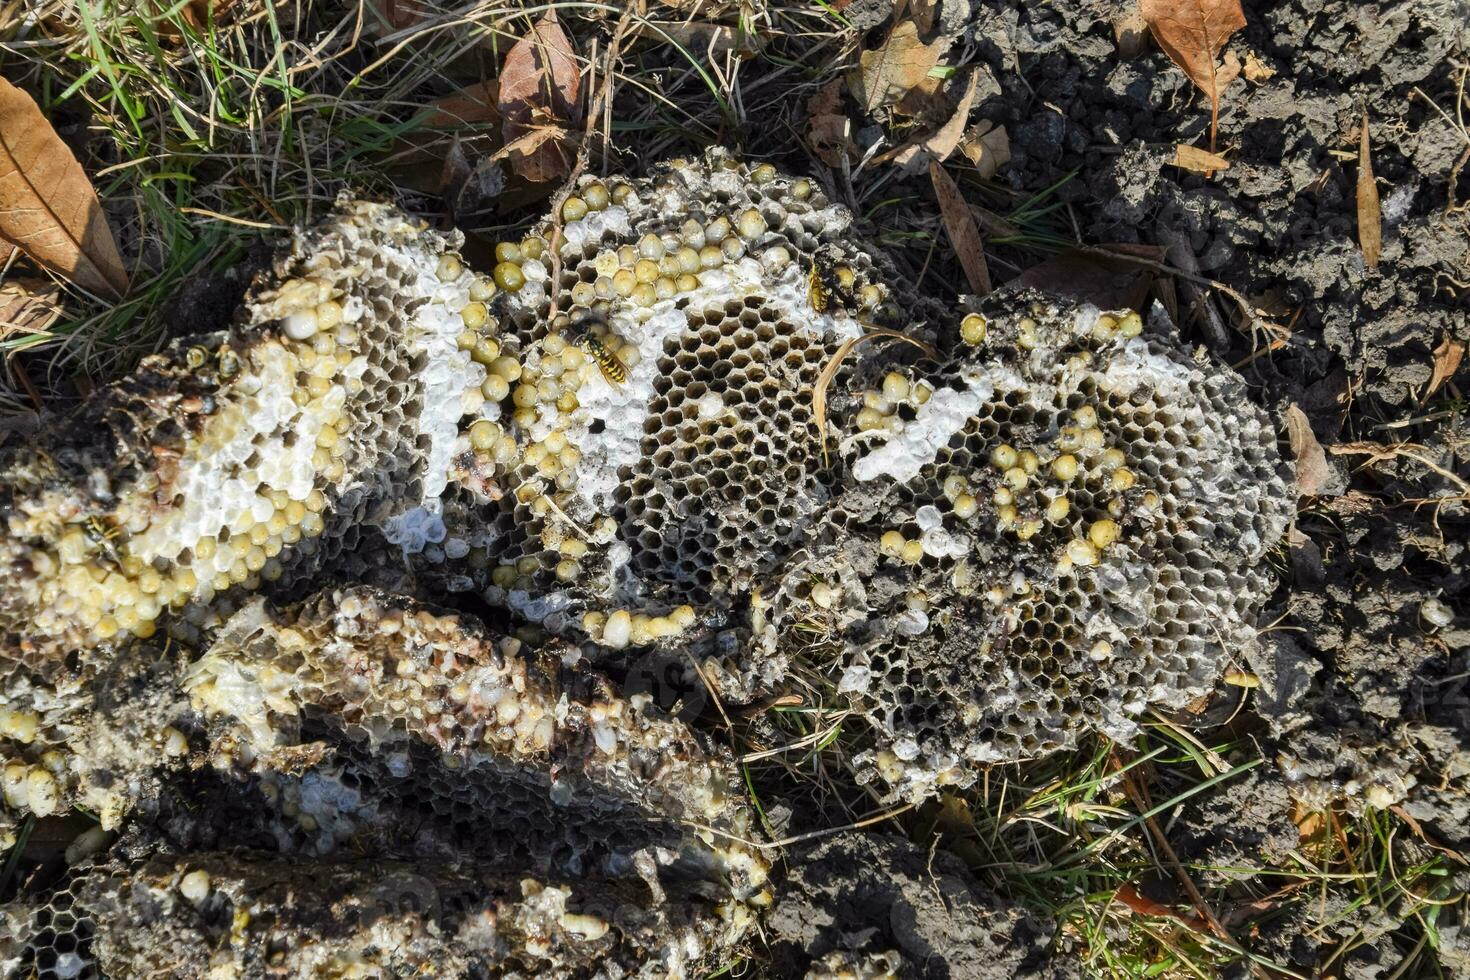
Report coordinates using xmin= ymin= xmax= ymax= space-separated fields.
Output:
xmin=806 ymin=245 xmax=858 ymax=315
xmin=82 ymin=515 xmax=125 ymax=567
xmin=565 ymin=312 xmax=628 ymax=387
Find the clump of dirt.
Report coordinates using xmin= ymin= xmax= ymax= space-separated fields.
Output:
xmin=1167 ymin=768 xmax=1300 ymax=885
xmin=766 ymin=832 xmax=1073 ymax=979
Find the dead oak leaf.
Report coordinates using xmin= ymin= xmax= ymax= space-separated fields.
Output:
xmin=847 ymin=18 xmax=949 ymax=116
xmin=426 ymin=80 xmax=501 ymax=128
xmin=929 ymin=160 xmax=990 ymax=294
xmin=440 ymin=136 xmax=506 ymax=221
xmin=960 ymin=120 xmax=1010 ymax=178
xmin=886 ymin=68 xmax=981 ymax=172
xmin=498 ymin=12 xmax=582 ymax=183
xmin=1241 ymin=51 xmax=1275 ymax=82
xmin=492 ymin=117 xmax=575 ymax=185
xmin=893 ymin=74 xmax=949 ymax=122
xmin=1284 ymin=404 xmax=1332 ymax=497
xmin=1357 ymin=111 xmax=1382 ymax=270
xmin=152 ymin=0 xmax=243 ymax=42
xmin=0 ymin=79 xmax=128 ymax=299
xmin=0 ymin=277 xmax=63 ymax=339
xmin=1170 ymin=143 xmax=1231 ymax=173
xmin=805 ymin=80 xmax=855 ymax=168
xmin=1139 ymin=0 xmax=1246 ymax=152
xmin=1425 ymin=334 xmax=1465 ymax=400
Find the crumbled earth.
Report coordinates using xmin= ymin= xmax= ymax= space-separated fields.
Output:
xmin=1167 ymin=768 xmax=1300 ymax=886
xmin=767 ymin=832 xmax=1072 ymax=979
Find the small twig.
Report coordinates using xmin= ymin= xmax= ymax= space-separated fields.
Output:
xmin=1230 ymin=337 xmax=1286 ymax=370
xmin=546 ymin=7 xmax=636 ymax=321
xmin=9 ymin=357 xmax=44 ymax=411
xmin=178 ymin=206 xmax=289 ymax=230
xmin=684 ymin=649 xmax=734 ymax=734
xmin=1329 ymin=441 xmax=1470 ymax=493
xmin=738 ymin=710 xmax=852 ymax=763
xmin=683 ymin=802 xmax=915 ymax=851
xmin=1074 ymin=244 xmax=1255 ymax=326
xmin=532 ymin=485 xmax=590 ymax=542
xmin=1114 ymin=748 xmax=1265 ymax=978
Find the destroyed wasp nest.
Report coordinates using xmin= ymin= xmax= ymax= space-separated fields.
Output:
xmin=2 ymin=587 xmax=768 ymax=976
xmin=0 ymin=149 xmax=1291 ymax=811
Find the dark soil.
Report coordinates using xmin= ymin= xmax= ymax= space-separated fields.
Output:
xmin=767 ymin=832 xmax=1070 ymax=978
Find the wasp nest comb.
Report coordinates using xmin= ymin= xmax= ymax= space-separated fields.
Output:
xmin=0 ymin=150 xmax=1291 ymax=811
xmin=0 ymin=202 xmax=489 ymax=664
xmin=807 ymin=296 xmax=1293 ymax=800
xmin=1 ymin=587 xmax=767 ymax=977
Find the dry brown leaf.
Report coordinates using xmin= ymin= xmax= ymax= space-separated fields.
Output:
xmin=426 ymin=80 xmax=501 ymax=128
xmin=888 ymin=69 xmax=981 ymax=172
xmin=1389 ymin=805 xmax=1469 ymax=864
xmin=967 ymin=200 xmax=1022 ymax=238
xmin=0 ymin=277 xmax=63 ymax=339
xmin=1241 ymin=51 xmax=1275 ymax=82
xmin=1356 ymin=111 xmax=1381 ymax=270
xmin=1425 ymin=334 xmax=1466 ymax=399
xmin=1114 ymin=3 xmax=1151 ymax=58
xmin=848 ymin=18 xmax=948 ymax=115
xmin=1325 ymin=442 xmax=1470 ymax=498
xmin=490 ymin=124 xmax=573 ymax=181
xmin=1012 ymin=245 xmax=1167 ymax=312
xmin=0 ymin=79 xmax=127 ymax=299
xmin=1284 ymin=404 xmax=1331 ymax=497
xmin=439 ymin=137 xmax=506 ymax=220
xmin=806 ymin=80 xmax=855 ymax=168
xmin=1171 ymin=143 xmax=1231 ymax=173
xmin=1139 ymin=0 xmax=1246 ymax=152
xmin=893 ymin=75 xmax=949 ymax=121
xmin=814 ymin=328 xmax=938 ymax=465
xmin=959 ymin=120 xmax=1011 ymax=178
xmin=1114 ymin=885 xmax=1210 ymax=934
xmin=498 ymin=12 xmax=582 ymax=183
xmin=151 ymin=0 xmax=242 ymax=40
xmin=929 ymin=161 xmax=990 ymax=295
xmin=1290 ymin=802 xmax=1326 ymax=843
